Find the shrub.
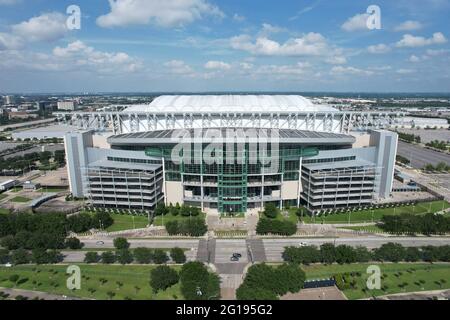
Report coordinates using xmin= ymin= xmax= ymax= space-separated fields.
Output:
xmin=263 ymin=203 xmax=279 ymax=219
xmin=153 ymin=249 xmax=169 ymax=264
xmin=256 ymin=219 xmax=296 ymax=236
xmin=374 ymin=243 xmax=406 ymax=262
xmin=133 ymin=247 xmax=153 ymax=264
xmin=0 ymin=249 xmax=10 ymax=264
xmin=101 ymin=251 xmax=116 ymax=264
xmin=65 ymin=237 xmax=84 ymax=250
xmin=170 ymin=247 xmax=186 ymax=264
xmin=84 ymin=252 xmax=100 ymax=264
xmin=115 ymin=249 xmax=134 ymax=265
xmin=282 ymin=246 xmax=320 ymax=265
xmin=150 ymin=266 xmax=179 ymax=293
xmin=10 ymin=248 xmax=30 ymax=265
xmin=113 ymin=237 xmax=130 ymax=250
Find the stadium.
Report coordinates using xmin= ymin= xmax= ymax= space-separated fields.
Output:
xmin=61 ymin=95 xmax=399 ymax=216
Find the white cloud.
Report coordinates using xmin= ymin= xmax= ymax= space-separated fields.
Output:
xmin=97 ymin=0 xmax=224 ymax=28
xmin=0 ymin=0 xmax=20 ymax=5
xmin=396 ymin=68 xmax=416 ymax=74
xmin=0 ymin=41 xmax=141 ymax=74
xmin=239 ymin=62 xmax=253 ymax=70
xmin=232 ymin=13 xmax=245 ymax=22
xmin=331 ymin=66 xmax=374 ymax=76
xmin=164 ymin=60 xmax=194 ymax=74
xmin=254 ymin=62 xmax=310 ymax=76
xmin=204 ymin=60 xmax=231 ymax=70
xmin=409 ymin=55 xmax=421 ymax=62
xmin=230 ymin=32 xmax=328 ymax=56
xmin=53 ymin=41 xmax=141 ymax=73
xmin=367 ymin=44 xmax=391 ymax=54
xmin=396 ymin=32 xmax=447 ymax=47
xmin=394 ymin=20 xmax=423 ymax=32
xmin=341 ymin=13 xmax=369 ymax=32
xmin=259 ymin=23 xmax=286 ymax=36
xmin=0 ymin=32 xmax=23 ymax=50
xmin=425 ymin=48 xmax=449 ymax=56
xmin=12 ymin=12 xmax=68 ymax=42
xmin=325 ymin=55 xmax=347 ymax=65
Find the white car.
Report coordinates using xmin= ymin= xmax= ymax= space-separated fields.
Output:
xmin=299 ymin=242 xmax=308 ymax=247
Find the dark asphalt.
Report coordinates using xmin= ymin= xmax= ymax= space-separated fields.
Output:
xmin=397 ymin=141 xmax=450 ymax=169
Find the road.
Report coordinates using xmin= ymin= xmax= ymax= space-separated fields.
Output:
xmin=397 ymin=141 xmax=450 ymax=169
xmin=79 ymin=237 xmax=450 ymax=264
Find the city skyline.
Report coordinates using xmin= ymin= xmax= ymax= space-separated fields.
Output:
xmin=0 ymin=0 xmax=449 ymax=93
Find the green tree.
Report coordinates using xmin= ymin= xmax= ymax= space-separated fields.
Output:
xmin=282 ymin=246 xmax=320 ymax=265
xmin=335 ymin=245 xmax=357 ymax=264
xmin=170 ymin=247 xmax=187 ymax=264
xmin=263 ymin=203 xmax=279 ymax=219
xmin=150 ymin=266 xmax=179 ymax=293
xmin=180 ymin=262 xmax=220 ymax=300
xmin=374 ymin=243 xmax=406 ymax=262
xmin=0 ymin=248 xmax=10 ymax=264
xmin=320 ymin=243 xmax=336 ymax=264
xmin=113 ymin=237 xmax=130 ymax=250
xmin=101 ymin=251 xmax=116 ymax=264
xmin=84 ymin=252 xmax=100 ymax=264
xmin=65 ymin=237 xmax=83 ymax=250
xmin=115 ymin=249 xmax=134 ymax=264
xmin=10 ymin=248 xmax=30 ymax=265
xmin=133 ymin=247 xmax=153 ymax=264
xmin=153 ymin=249 xmax=169 ymax=264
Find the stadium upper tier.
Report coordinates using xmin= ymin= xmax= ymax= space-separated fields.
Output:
xmin=124 ymin=95 xmax=338 ymax=114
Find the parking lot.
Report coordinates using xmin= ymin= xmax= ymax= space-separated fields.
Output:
xmin=397 ymin=141 xmax=450 ymax=168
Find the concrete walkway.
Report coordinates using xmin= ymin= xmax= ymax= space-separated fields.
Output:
xmin=0 ymin=287 xmax=83 ymax=300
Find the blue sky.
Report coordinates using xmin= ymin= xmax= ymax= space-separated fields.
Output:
xmin=0 ymin=0 xmax=449 ymax=93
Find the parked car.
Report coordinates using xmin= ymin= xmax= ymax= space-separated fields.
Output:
xmin=232 ymin=253 xmax=242 ymax=258
xmin=299 ymin=242 xmax=308 ymax=247
xmin=230 ymin=256 xmax=239 ymax=262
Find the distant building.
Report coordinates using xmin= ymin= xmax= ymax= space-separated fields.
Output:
xmin=23 ymin=181 xmax=41 ymax=191
xmin=8 ymin=111 xmax=38 ymax=120
xmin=5 ymin=96 xmax=15 ymax=105
xmin=57 ymin=101 xmax=77 ymax=111
xmin=0 ymin=179 xmax=18 ymax=191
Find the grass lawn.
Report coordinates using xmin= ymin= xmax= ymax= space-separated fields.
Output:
xmin=303 ymin=263 xmax=450 ymax=300
xmin=37 ymin=187 xmax=69 ymax=193
xmin=106 ymin=214 xmax=150 ymax=232
xmin=0 ymin=208 xmax=10 ymax=214
xmin=300 ymin=200 xmax=450 ymax=224
xmin=0 ymin=194 xmax=8 ymax=201
xmin=338 ymin=225 xmax=384 ymax=233
xmin=10 ymin=196 xmax=32 ymax=203
xmin=153 ymin=212 xmax=206 ymax=226
xmin=0 ymin=264 xmax=182 ymax=300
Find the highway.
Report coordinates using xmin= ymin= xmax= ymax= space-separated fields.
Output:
xmin=397 ymin=141 xmax=450 ymax=169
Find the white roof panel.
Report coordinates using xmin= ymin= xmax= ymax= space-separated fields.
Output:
xmin=124 ymin=95 xmax=338 ymax=113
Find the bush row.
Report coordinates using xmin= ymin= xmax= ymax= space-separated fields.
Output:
xmin=84 ymin=247 xmax=187 ymax=265
xmin=256 ymin=218 xmax=297 ymax=236
xmin=379 ymin=213 xmax=450 ymax=235
xmin=165 ymin=218 xmax=207 ymax=237
xmin=283 ymin=243 xmax=450 ymax=265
